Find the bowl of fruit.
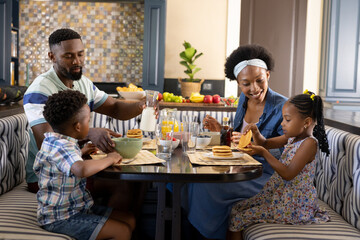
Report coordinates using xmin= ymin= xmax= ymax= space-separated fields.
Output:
xmin=172 ymin=138 xmax=180 ymax=150
xmin=117 ymin=84 xmax=146 ymax=100
xmin=197 ymin=135 xmax=212 ymax=148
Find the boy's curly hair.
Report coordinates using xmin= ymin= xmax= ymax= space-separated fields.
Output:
xmin=43 ymin=90 xmax=88 ymax=132
xmin=225 ymin=44 xmax=275 ymax=80
xmin=49 ymin=28 xmax=81 ymax=50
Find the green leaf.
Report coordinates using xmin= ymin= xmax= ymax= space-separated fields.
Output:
xmin=183 ymin=41 xmax=191 ymax=49
xmin=180 ymin=52 xmax=190 ymax=62
xmin=194 ymin=53 xmax=203 ymax=61
xmin=192 ymin=68 xmax=201 ymax=75
xmin=188 ymin=63 xmax=196 ymax=70
xmin=185 ymin=47 xmax=195 ymax=60
xmin=180 ymin=61 xmax=191 ymax=71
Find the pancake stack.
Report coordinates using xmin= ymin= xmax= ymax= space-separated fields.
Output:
xmin=126 ymin=129 xmax=143 ymax=139
xmin=212 ymin=145 xmax=233 ymax=157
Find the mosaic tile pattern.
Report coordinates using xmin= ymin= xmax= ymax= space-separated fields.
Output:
xmin=19 ymin=0 xmax=144 ymax=86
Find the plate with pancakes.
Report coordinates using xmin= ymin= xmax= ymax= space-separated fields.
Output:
xmin=202 ymin=145 xmax=243 ymax=160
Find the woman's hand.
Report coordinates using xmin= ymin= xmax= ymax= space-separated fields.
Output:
xmin=87 ymin=128 xmax=122 ymax=153
xmin=203 ymin=115 xmax=222 ymax=132
xmin=231 ymin=131 xmax=241 ymax=144
xmin=242 ymin=123 xmax=260 ymax=136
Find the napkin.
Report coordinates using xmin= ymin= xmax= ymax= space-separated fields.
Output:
xmin=114 ymin=150 xmax=165 ymax=166
xmin=187 ymin=151 xmax=262 ymax=166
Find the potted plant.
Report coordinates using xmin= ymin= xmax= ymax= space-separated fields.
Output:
xmin=178 ymin=41 xmax=205 ymax=98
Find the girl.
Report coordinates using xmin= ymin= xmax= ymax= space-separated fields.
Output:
xmin=228 ymin=90 xmax=330 ymax=240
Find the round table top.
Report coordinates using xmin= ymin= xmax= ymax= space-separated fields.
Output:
xmin=94 ymin=148 xmax=263 ymax=183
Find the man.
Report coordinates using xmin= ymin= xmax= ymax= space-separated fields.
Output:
xmin=23 ymin=28 xmax=151 ymax=214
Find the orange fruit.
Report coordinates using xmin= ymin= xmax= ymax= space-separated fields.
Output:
xmin=238 ymin=130 xmax=252 ymax=149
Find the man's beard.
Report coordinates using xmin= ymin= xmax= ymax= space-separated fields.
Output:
xmin=59 ymin=65 xmax=83 ymax=81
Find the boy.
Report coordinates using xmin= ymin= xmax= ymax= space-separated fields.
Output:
xmin=34 ymin=90 xmax=135 ymax=240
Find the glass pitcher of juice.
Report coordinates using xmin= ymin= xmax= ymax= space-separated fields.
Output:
xmin=160 ymin=108 xmax=179 ymax=132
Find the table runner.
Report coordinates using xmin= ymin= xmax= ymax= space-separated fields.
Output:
xmin=187 ymin=151 xmax=262 ymax=166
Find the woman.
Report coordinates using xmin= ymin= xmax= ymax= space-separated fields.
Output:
xmin=184 ymin=45 xmax=288 ymax=239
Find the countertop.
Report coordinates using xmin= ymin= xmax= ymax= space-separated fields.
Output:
xmin=0 ymin=101 xmax=24 ymax=118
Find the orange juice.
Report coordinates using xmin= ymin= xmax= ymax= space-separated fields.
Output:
xmin=162 ymin=120 xmax=179 ymax=132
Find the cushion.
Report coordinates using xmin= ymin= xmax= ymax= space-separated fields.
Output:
xmin=315 ymin=126 xmax=360 ymax=230
xmin=243 ymin=200 xmax=360 ymax=240
xmin=0 ymin=113 xmax=30 ymax=195
xmin=0 ymin=181 xmax=73 ymax=240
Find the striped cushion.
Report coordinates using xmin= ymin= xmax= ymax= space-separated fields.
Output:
xmin=315 ymin=126 xmax=360 ymax=230
xmin=243 ymin=200 xmax=360 ymax=240
xmin=0 ymin=181 xmax=73 ymax=240
xmin=91 ymin=110 xmax=236 ymax=137
xmin=0 ymin=113 xmax=30 ymax=195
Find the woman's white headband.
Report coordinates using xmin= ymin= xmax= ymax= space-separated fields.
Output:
xmin=233 ymin=59 xmax=268 ymax=78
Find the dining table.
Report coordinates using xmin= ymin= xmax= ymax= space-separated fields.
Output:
xmin=94 ymin=147 xmax=263 ymax=240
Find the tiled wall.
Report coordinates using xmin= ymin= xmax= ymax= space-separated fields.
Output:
xmin=19 ymin=0 xmax=144 ymax=86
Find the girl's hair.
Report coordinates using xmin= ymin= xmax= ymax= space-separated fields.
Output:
xmin=224 ymin=44 xmax=275 ymax=80
xmin=43 ymin=90 xmax=88 ymax=132
xmin=289 ymin=91 xmax=330 ymax=155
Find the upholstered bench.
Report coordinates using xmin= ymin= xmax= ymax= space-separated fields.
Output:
xmin=243 ymin=126 xmax=360 ymax=240
xmin=0 ymin=113 xmax=72 ymax=239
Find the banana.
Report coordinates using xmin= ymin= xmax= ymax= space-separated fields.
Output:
xmin=190 ymin=92 xmax=205 ymax=103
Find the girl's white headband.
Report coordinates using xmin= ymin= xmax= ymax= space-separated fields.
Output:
xmin=233 ymin=59 xmax=268 ymax=78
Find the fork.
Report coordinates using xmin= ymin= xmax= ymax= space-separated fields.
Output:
xmin=122 ymin=157 xmax=137 ymax=164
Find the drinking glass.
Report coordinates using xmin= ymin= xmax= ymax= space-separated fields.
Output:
xmin=140 ymin=90 xmax=159 ymax=132
xmin=181 ymin=122 xmax=199 ymax=155
xmin=155 ymin=122 xmax=174 ymax=160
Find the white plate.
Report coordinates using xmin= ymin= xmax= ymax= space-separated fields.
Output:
xmin=142 ymin=138 xmax=152 ymax=143
xmin=117 ymin=91 xmax=146 ymax=100
xmin=202 ymin=152 xmax=243 ymax=160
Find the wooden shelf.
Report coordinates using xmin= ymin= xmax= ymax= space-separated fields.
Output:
xmin=159 ymin=101 xmax=237 ymax=112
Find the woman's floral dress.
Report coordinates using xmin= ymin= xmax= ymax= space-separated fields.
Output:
xmin=229 ymin=137 xmax=330 ymax=232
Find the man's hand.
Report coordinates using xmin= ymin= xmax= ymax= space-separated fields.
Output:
xmin=87 ymin=128 xmax=122 ymax=153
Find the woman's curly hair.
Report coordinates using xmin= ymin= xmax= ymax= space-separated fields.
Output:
xmin=289 ymin=92 xmax=330 ymax=155
xmin=225 ymin=44 xmax=275 ymax=80
xmin=43 ymin=90 xmax=88 ymax=132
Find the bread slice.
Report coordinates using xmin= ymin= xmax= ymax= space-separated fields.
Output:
xmin=238 ymin=130 xmax=252 ymax=148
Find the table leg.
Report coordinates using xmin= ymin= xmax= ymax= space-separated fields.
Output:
xmin=172 ymin=182 xmax=182 ymax=240
xmin=155 ymin=182 xmax=166 ymax=240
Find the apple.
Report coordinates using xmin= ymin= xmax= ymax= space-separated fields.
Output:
xmin=158 ymin=92 xmax=163 ymax=101
xmin=203 ymin=95 xmax=213 ymax=103
xmin=212 ymin=94 xmax=221 ymax=103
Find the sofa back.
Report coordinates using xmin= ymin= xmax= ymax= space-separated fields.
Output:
xmin=0 ymin=113 xmax=30 ymax=195
xmin=91 ymin=110 xmax=237 ymax=135
xmin=315 ymin=126 xmax=360 ymax=230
